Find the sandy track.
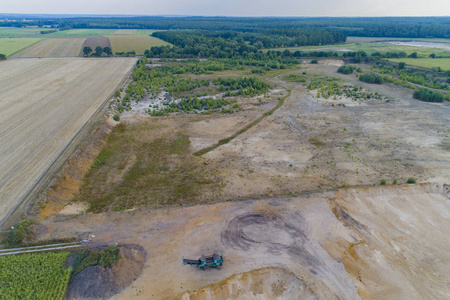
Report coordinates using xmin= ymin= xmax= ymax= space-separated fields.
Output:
xmin=0 ymin=57 xmax=136 ymax=226
xmin=10 ymin=38 xmax=86 ymax=58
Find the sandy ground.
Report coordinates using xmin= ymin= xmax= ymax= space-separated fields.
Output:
xmin=38 ymin=183 xmax=449 ymax=299
xmin=10 ymin=38 xmax=86 ymax=57
xmin=29 ymin=63 xmax=450 ymax=299
xmin=0 ymin=57 xmax=136 ymax=226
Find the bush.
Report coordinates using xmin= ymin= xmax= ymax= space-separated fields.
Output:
xmin=406 ymin=178 xmax=416 ymax=184
xmin=3 ymin=220 xmax=34 ymax=247
xmin=311 ymin=59 xmax=318 ymax=64
xmin=380 ymin=179 xmax=387 ymax=185
xmin=398 ymin=62 xmax=406 ymax=69
xmin=73 ymin=246 xmax=121 ymax=275
xmin=337 ymin=65 xmax=355 ymax=74
xmin=113 ymin=114 xmax=120 ymax=121
xmin=359 ymin=73 xmax=384 ymax=84
xmin=413 ymin=88 xmax=444 ymax=103
xmin=393 ymin=179 xmax=398 ymax=184
xmin=0 ymin=53 xmax=6 ymax=60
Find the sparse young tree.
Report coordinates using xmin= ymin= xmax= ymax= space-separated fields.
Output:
xmin=83 ymin=46 xmax=92 ymax=56
xmin=95 ymin=46 xmax=103 ymax=56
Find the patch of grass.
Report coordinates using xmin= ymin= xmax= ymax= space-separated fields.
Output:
xmin=388 ymin=58 xmax=450 ymax=71
xmin=76 ymin=122 xmax=221 ymax=212
xmin=380 ymin=179 xmax=387 ymax=185
xmin=0 ymin=38 xmax=42 ymax=56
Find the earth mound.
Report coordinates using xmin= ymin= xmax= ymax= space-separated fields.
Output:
xmin=66 ymin=244 xmax=146 ymax=300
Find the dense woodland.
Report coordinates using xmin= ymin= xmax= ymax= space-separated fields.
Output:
xmin=1 ymin=15 xmax=449 ymax=38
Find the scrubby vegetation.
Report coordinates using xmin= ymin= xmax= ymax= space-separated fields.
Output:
xmin=0 ymin=252 xmax=72 ymax=300
xmin=359 ymin=73 xmax=385 ymax=84
xmin=337 ymin=65 xmax=355 ymax=74
xmin=307 ymin=76 xmax=389 ymax=102
xmin=76 ymin=126 xmax=222 ymax=212
xmin=73 ymin=246 xmax=120 ymax=275
xmin=413 ymin=88 xmax=444 ymax=102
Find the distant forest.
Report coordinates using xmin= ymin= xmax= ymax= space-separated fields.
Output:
xmin=1 ymin=16 xmax=449 ymax=38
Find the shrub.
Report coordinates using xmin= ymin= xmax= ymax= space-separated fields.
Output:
xmin=359 ymin=73 xmax=384 ymax=84
xmin=113 ymin=114 xmax=120 ymax=121
xmin=398 ymin=62 xmax=406 ymax=69
xmin=413 ymin=88 xmax=444 ymax=103
xmin=311 ymin=59 xmax=318 ymax=64
xmin=337 ymin=65 xmax=354 ymax=74
xmin=393 ymin=179 xmax=398 ymax=184
xmin=380 ymin=179 xmax=387 ymax=185
xmin=406 ymin=178 xmax=416 ymax=184
xmin=73 ymin=246 xmax=121 ymax=275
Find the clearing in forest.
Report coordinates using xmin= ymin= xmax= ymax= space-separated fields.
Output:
xmin=10 ymin=38 xmax=86 ymax=58
xmin=0 ymin=57 xmax=137 ymax=226
xmin=107 ymin=34 xmax=170 ymax=55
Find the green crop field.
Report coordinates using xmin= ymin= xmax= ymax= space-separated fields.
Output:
xmin=0 ymin=28 xmax=116 ymax=38
xmin=266 ymin=42 xmax=450 ymax=57
xmin=346 ymin=36 xmax=450 ymax=44
xmin=0 ymin=38 xmax=43 ymax=56
xmin=0 ymin=28 xmax=44 ymax=38
xmin=0 ymin=252 xmax=72 ymax=300
xmin=388 ymin=58 xmax=450 ymax=71
xmin=107 ymin=34 xmax=171 ymax=55
xmin=50 ymin=28 xmax=117 ymax=37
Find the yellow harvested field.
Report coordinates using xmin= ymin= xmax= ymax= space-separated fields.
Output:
xmin=107 ymin=34 xmax=170 ymax=55
xmin=0 ymin=57 xmax=136 ymax=225
xmin=11 ymin=38 xmax=86 ymax=58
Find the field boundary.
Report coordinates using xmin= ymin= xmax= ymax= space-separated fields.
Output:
xmin=0 ymin=58 xmax=137 ymax=230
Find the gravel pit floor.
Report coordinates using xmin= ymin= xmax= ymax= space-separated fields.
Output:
xmin=36 ymin=183 xmax=449 ymax=299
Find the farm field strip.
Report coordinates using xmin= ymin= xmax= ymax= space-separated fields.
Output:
xmin=107 ymin=34 xmax=170 ymax=55
xmin=0 ymin=38 xmax=43 ymax=56
xmin=10 ymin=38 xmax=86 ymax=57
xmin=0 ymin=57 xmax=136 ymax=226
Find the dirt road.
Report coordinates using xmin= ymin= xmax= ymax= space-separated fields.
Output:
xmin=0 ymin=57 xmax=136 ymax=226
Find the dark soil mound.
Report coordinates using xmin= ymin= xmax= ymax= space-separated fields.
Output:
xmin=66 ymin=244 xmax=146 ymax=300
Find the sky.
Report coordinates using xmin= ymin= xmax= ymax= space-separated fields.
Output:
xmin=1 ymin=0 xmax=450 ymax=17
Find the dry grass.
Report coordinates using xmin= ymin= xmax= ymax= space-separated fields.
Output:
xmin=75 ymin=119 xmax=222 ymax=212
xmin=0 ymin=57 xmax=136 ymax=225
xmin=107 ymin=35 xmax=170 ymax=55
xmin=11 ymin=38 xmax=86 ymax=57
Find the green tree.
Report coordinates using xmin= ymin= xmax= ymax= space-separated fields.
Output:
xmin=429 ymin=53 xmax=436 ymax=58
xmin=408 ymin=52 xmax=418 ymax=58
xmin=398 ymin=62 xmax=406 ymax=69
xmin=103 ymin=46 xmax=112 ymax=56
xmin=95 ymin=46 xmax=103 ymax=56
xmin=83 ymin=46 xmax=92 ymax=56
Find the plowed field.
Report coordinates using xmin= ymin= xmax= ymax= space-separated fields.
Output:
xmin=0 ymin=57 xmax=136 ymax=226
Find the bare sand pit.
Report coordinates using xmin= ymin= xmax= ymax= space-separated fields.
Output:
xmin=36 ymin=183 xmax=449 ymax=300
